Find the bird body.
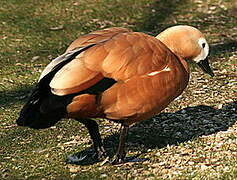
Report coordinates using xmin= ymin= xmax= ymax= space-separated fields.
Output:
xmin=17 ymin=26 xmax=214 ymax=164
xmin=47 ymin=29 xmax=190 ymax=125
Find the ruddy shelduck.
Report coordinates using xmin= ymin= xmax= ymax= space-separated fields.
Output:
xmin=17 ymin=25 xmax=214 ymax=164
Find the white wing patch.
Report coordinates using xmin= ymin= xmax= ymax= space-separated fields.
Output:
xmin=147 ymin=65 xmax=171 ymax=76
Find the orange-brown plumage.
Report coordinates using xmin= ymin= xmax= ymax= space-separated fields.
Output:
xmin=50 ymin=29 xmax=190 ymax=125
xmin=66 ymin=94 xmax=99 ymax=118
xmin=66 ymin=27 xmax=131 ymax=52
xmin=17 ymin=26 xmax=214 ymax=164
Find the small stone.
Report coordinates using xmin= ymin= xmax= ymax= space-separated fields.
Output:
xmin=100 ymin=174 xmax=108 ymax=178
xmin=69 ymin=166 xmax=81 ymax=173
xmin=217 ymin=104 xmax=223 ymax=109
xmin=49 ymin=25 xmax=64 ymax=31
xmin=201 ymin=164 xmax=209 ymax=171
xmin=31 ymin=56 xmax=40 ymax=62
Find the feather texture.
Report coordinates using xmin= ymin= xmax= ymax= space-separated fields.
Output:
xmin=17 ymin=27 xmax=191 ymax=127
xmin=48 ymin=28 xmax=189 ymax=124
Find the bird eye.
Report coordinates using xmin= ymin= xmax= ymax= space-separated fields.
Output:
xmin=202 ymin=43 xmax=206 ymax=48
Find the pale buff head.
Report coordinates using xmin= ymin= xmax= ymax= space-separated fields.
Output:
xmin=156 ymin=25 xmax=214 ymax=76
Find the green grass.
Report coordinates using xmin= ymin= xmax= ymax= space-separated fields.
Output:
xmin=1 ymin=0 xmax=237 ymax=179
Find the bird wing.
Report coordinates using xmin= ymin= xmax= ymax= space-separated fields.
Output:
xmin=50 ymin=31 xmax=170 ymax=96
xmin=38 ymin=27 xmax=129 ymax=95
xmin=66 ymin=27 xmax=131 ymax=52
xmin=38 ymin=45 xmax=95 ymax=82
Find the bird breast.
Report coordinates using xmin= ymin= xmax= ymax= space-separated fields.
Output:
xmin=100 ymin=52 xmax=189 ymax=125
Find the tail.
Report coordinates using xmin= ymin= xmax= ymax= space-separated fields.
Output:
xmin=16 ymin=45 xmax=96 ymax=129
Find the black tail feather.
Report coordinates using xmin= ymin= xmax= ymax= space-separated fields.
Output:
xmin=16 ymin=46 xmax=96 ymax=129
xmin=16 ymin=43 xmax=116 ymax=129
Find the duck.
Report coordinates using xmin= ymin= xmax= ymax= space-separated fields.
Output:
xmin=16 ymin=25 xmax=214 ymax=164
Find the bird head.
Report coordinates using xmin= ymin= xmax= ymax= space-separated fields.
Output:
xmin=16 ymin=88 xmax=63 ymax=129
xmin=156 ymin=25 xmax=214 ymax=77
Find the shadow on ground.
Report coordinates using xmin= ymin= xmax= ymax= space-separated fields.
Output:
xmin=137 ymin=0 xmax=187 ymax=33
xmin=0 ymin=85 xmax=33 ymax=108
xmin=71 ymin=101 xmax=237 ymax=165
xmin=211 ymin=40 xmax=237 ymax=58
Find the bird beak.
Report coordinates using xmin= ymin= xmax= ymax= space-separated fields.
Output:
xmin=197 ymin=58 xmax=214 ymax=77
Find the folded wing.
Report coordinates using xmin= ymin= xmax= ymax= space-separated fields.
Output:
xmin=48 ymin=30 xmax=188 ymax=121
